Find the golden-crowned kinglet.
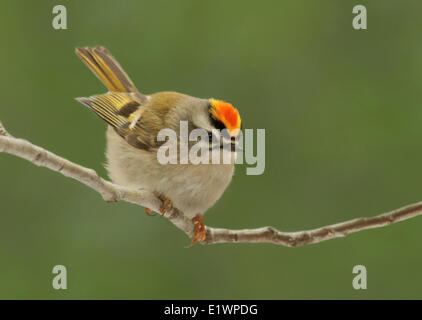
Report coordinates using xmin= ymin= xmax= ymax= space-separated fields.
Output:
xmin=75 ymin=47 xmax=242 ymax=244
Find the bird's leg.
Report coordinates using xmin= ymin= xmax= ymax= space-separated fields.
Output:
xmin=144 ymin=192 xmax=173 ymax=216
xmin=153 ymin=191 xmax=174 ymax=216
xmin=191 ymin=214 xmax=206 ymax=245
xmin=144 ymin=192 xmax=174 ymax=217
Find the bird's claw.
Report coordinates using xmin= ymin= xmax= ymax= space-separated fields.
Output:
xmin=145 ymin=207 xmax=156 ymax=216
xmin=153 ymin=192 xmax=174 ymax=216
xmin=191 ymin=214 xmax=206 ymax=246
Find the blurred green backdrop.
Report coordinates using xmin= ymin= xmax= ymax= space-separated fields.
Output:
xmin=0 ymin=0 xmax=421 ymax=299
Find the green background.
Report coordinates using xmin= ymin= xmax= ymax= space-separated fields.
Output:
xmin=0 ymin=0 xmax=421 ymax=299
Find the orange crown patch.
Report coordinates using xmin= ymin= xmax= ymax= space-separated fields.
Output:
xmin=209 ymin=99 xmax=241 ymax=136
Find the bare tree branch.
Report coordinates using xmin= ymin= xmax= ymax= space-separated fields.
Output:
xmin=1 ymin=120 xmax=421 ymax=247
xmin=0 ymin=121 xmax=195 ymax=240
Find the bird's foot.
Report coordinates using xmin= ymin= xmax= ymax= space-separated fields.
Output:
xmin=144 ymin=193 xmax=173 ymax=216
xmin=191 ymin=214 xmax=206 ymax=246
xmin=144 ymin=207 xmax=156 ymax=216
xmin=153 ymin=192 xmax=174 ymax=216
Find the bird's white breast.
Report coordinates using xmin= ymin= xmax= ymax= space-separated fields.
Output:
xmin=105 ymin=127 xmax=235 ymax=218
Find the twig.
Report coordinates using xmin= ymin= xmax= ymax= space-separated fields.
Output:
xmin=1 ymin=120 xmax=421 ymax=247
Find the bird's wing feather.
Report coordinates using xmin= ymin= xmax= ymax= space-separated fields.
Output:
xmin=75 ymin=46 xmax=147 ymax=103
xmin=76 ymin=92 xmax=160 ymax=151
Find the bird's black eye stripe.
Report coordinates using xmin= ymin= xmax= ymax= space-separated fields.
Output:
xmin=208 ymin=103 xmax=226 ymax=130
xmin=209 ymin=114 xmax=226 ymax=131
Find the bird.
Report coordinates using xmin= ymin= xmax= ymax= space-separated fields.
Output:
xmin=75 ymin=46 xmax=242 ymax=245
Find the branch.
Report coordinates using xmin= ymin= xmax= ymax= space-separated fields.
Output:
xmin=1 ymin=120 xmax=421 ymax=247
xmin=0 ymin=121 xmax=195 ymax=239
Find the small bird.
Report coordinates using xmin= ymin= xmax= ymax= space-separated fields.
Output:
xmin=75 ymin=46 xmax=241 ymax=244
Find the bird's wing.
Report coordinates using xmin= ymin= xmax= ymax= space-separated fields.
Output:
xmin=76 ymin=92 xmax=162 ymax=151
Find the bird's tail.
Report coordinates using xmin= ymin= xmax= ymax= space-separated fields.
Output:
xmin=75 ymin=46 xmax=138 ymax=93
